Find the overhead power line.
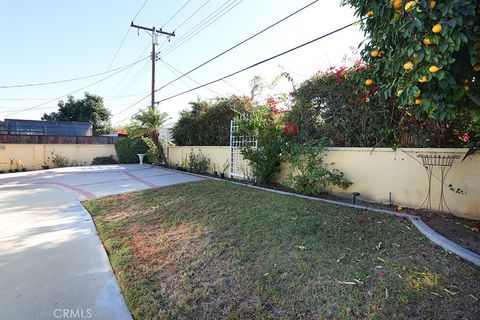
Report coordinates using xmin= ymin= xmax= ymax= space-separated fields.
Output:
xmin=161 ymin=0 xmax=193 ymax=28
xmin=173 ymin=0 xmax=211 ymax=31
xmin=160 ymin=0 xmax=244 ymax=57
xmin=0 ymin=56 xmax=149 ymax=89
xmin=0 ymin=92 xmax=148 ymax=103
xmin=155 ymin=21 xmax=360 ymax=104
xmin=113 ymin=19 xmax=360 ymax=123
xmin=132 ymin=0 xmax=150 ymax=22
xmin=5 ymin=58 xmax=149 ymax=117
xmin=160 ymin=58 xmax=225 ymax=97
xmin=113 ymin=93 xmax=151 ymax=117
xmin=104 ymin=29 xmax=131 ymax=75
xmin=156 ymin=0 xmax=319 ymax=92
xmin=111 ymin=0 xmax=239 ymax=115
xmin=96 ymin=0 xmax=150 ymax=92
xmin=108 ymin=43 xmax=150 ymax=95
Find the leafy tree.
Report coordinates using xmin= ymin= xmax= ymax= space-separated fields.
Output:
xmin=171 ymin=96 xmax=254 ymax=146
xmin=342 ymin=0 xmax=479 ymax=121
xmin=42 ymin=92 xmax=112 ymax=135
xmin=288 ymin=64 xmax=400 ymax=147
xmin=128 ymin=107 xmax=169 ymax=164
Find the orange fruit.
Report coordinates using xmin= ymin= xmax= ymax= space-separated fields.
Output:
xmin=429 ymin=1 xmax=436 ymax=9
xmin=405 ymin=1 xmax=416 ymax=11
xmin=423 ymin=38 xmax=431 ymax=45
xmin=474 ymin=65 xmax=480 ymax=72
xmin=393 ymin=0 xmax=403 ymax=10
xmin=367 ymin=10 xmax=374 ymax=17
xmin=464 ymin=85 xmax=470 ymax=91
xmin=365 ymin=79 xmax=374 ymax=86
xmin=432 ymin=23 xmax=442 ymax=33
xmin=371 ymin=50 xmax=379 ymax=57
xmin=415 ymin=98 xmax=422 ymax=105
xmin=403 ymin=61 xmax=414 ymax=70
xmin=419 ymin=75 xmax=428 ymax=83
xmin=429 ymin=65 xmax=440 ymax=73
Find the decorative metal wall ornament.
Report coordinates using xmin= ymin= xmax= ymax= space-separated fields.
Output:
xmin=417 ymin=154 xmax=460 ymax=212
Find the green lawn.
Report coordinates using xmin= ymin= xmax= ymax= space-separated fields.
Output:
xmin=83 ymin=180 xmax=479 ymax=320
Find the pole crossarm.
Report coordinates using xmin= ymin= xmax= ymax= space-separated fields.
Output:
xmin=130 ymin=22 xmax=175 ymax=37
xmin=130 ymin=22 xmax=175 ymax=109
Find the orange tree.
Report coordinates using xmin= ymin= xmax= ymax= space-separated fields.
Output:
xmin=342 ymin=0 xmax=479 ymax=154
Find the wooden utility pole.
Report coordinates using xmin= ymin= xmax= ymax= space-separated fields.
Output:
xmin=130 ymin=22 xmax=175 ymax=110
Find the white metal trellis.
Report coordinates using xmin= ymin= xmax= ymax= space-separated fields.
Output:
xmin=230 ymin=119 xmax=257 ymax=179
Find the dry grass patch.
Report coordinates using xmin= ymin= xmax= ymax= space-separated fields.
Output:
xmin=84 ymin=180 xmax=480 ymax=320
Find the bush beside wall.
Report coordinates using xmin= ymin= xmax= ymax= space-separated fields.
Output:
xmin=114 ymin=137 xmax=148 ymax=163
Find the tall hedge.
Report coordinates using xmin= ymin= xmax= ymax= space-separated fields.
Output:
xmin=171 ymin=96 xmax=254 ymax=146
xmin=114 ymin=137 xmax=148 ymax=163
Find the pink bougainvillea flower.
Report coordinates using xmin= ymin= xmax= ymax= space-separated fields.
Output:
xmin=266 ymin=97 xmax=277 ymax=108
xmin=284 ymin=122 xmax=298 ymax=135
xmin=461 ymin=132 xmax=470 ymax=143
xmin=378 ymin=271 xmax=386 ymax=278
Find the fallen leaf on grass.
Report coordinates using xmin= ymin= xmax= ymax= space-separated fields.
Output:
xmin=336 ymin=255 xmax=345 ymax=263
xmin=469 ymin=294 xmax=478 ymax=301
xmin=295 ymin=245 xmax=306 ymax=250
xmin=338 ymin=281 xmax=356 ymax=285
xmin=443 ymin=288 xmax=458 ymax=296
xmin=376 ymin=257 xmax=386 ymax=263
xmin=430 ymin=292 xmax=440 ymax=297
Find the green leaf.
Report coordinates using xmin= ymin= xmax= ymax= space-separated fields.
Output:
xmin=439 ymin=41 xmax=448 ymax=53
xmin=437 ymin=70 xmax=446 ymax=80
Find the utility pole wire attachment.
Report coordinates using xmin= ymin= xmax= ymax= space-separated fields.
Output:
xmin=130 ymin=22 xmax=175 ymax=110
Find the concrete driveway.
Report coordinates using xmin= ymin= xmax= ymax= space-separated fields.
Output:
xmin=0 ymin=165 xmax=202 ymax=320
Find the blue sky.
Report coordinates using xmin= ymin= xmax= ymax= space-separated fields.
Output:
xmin=0 ymin=0 xmax=365 ymax=126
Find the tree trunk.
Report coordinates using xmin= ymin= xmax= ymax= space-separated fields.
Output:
xmin=150 ymin=131 xmax=168 ymax=165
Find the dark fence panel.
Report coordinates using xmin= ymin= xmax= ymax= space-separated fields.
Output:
xmin=2 ymin=119 xmax=93 ymax=136
xmin=0 ymin=135 xmax=119 ymax=145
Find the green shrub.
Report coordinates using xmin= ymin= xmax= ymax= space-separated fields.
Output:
xmin=286 ymin=141 xmax=352 ymax=195
xmin=114 ymin=137 xmax=148 ymax=163
xmin=141 ymin=137 xmax=159 ymax=165
xmin=49 ymin=149 xmax=69 ymax=168
xmin=91 ymin=155 xmax=118 ymax=165
xmin=237 ymin=104 xmax=286 ymax=184
xmin=188 ymin=150 xmax=211 ymax=174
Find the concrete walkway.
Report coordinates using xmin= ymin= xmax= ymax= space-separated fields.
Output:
xmin=0 ymin=165 xmax=202 ymax=320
